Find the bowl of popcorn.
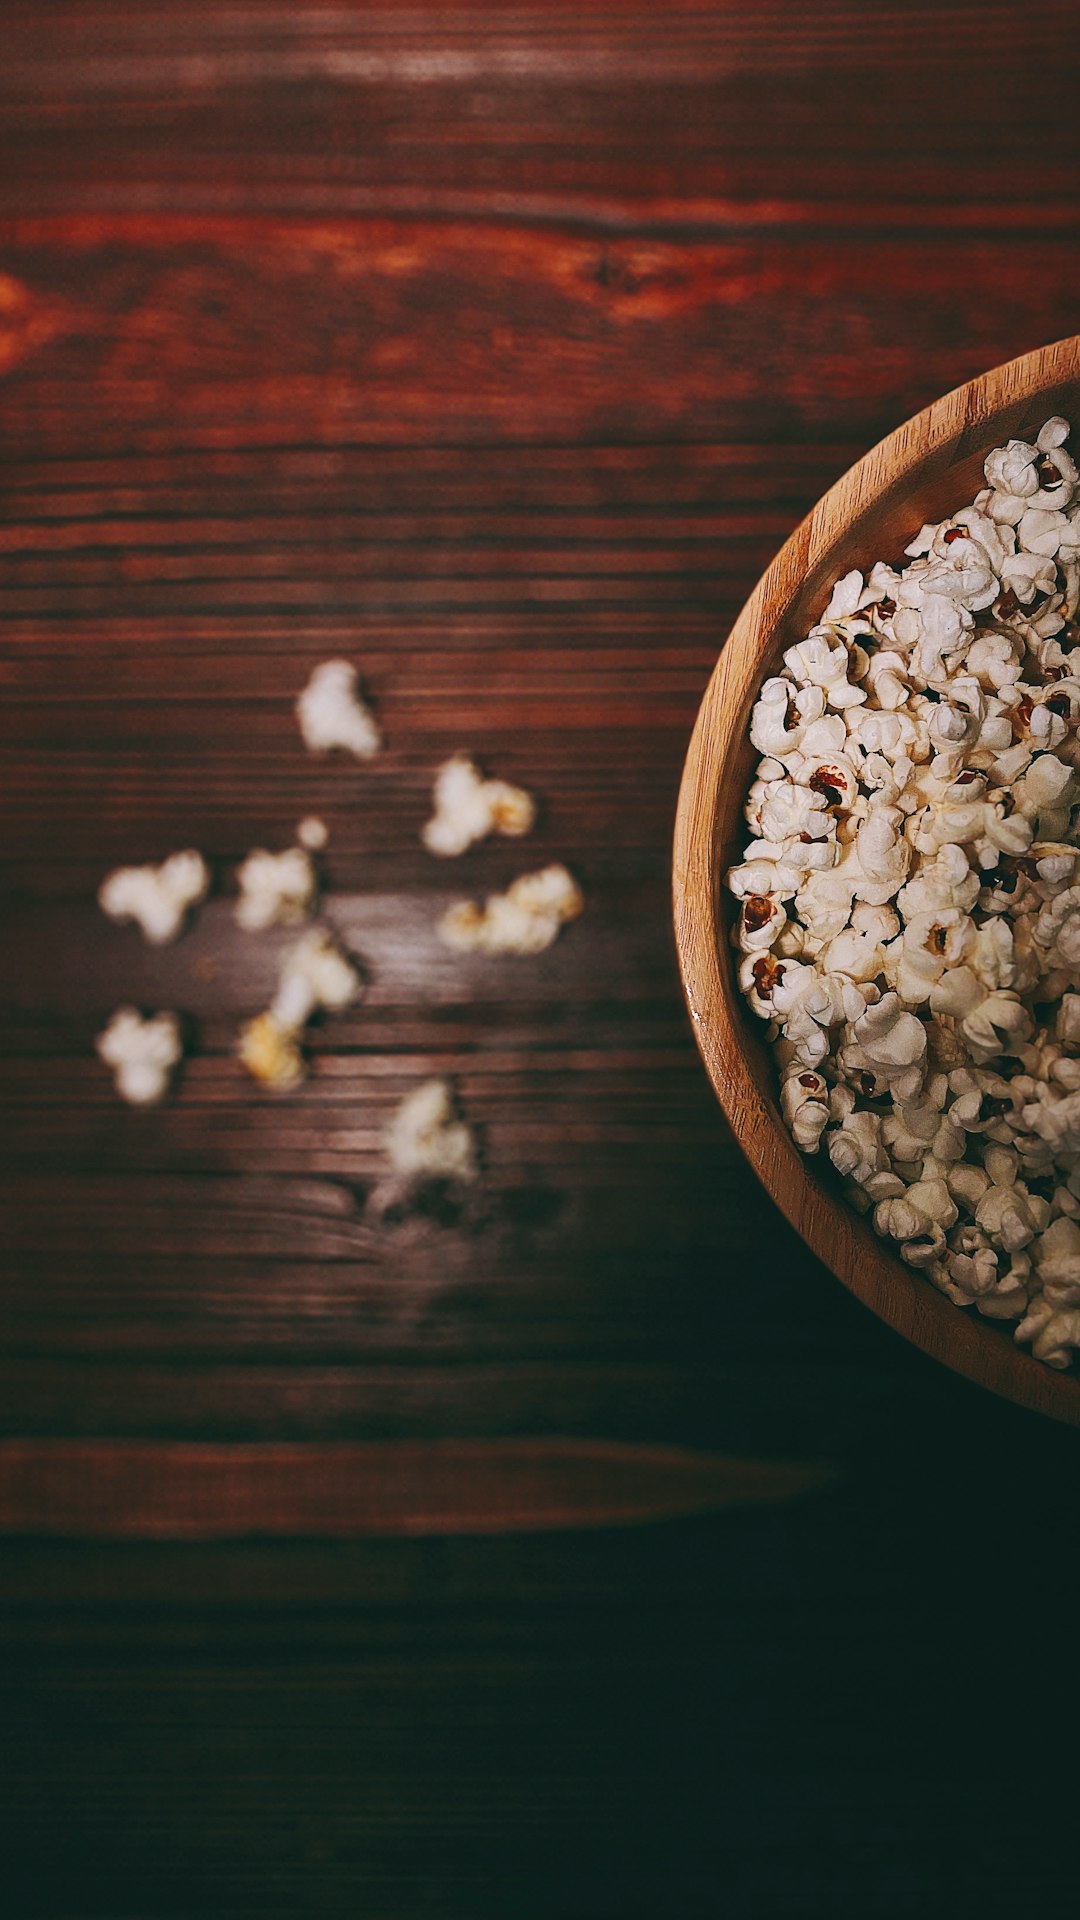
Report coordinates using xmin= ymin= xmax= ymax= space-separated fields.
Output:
xmin=674 ymin=337 xmax=1080 ymax=1421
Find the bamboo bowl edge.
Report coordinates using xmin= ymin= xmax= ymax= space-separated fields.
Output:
xmin=673 ymin=337 xmax=1080 ymax=1426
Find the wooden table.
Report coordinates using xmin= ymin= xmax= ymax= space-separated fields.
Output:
xmin=4 ymin=5 xmax=1080 ymax=1913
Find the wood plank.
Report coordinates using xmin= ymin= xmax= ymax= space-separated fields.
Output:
xmin=0 ymin=1437 xmax=834 ymax=1536
xmin=4 ymin=217 xmax=1080 ymax=453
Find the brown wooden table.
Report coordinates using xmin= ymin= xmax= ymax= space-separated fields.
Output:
xmin=4 ymin=5 xmax=1080 ymax=1914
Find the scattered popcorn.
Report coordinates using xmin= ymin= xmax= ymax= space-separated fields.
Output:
xmin=422 ymin=753 xmax=536 ymax=857
xmin=239 ymin=929 xmax=363 ymax=1091
xmin=728 ymin=416 xmax=1080 ymax=1366
xmin=296 ymin=660 xmax=380 ymax=758
xmin=235 ymin=845 xmax=317 ymax=932
xmin=269 ymin=927 xmax=363 ymax=1030
xmin=297 ymin=816 xmax=329 ymax=851
xmin=439 ymin=864 xmax=584 ymax=956
xmin=384 ymin=1078 xmax=478 ymax=1185
xmin=96 ymin=1008 xmax=182 ymax=1106
xmin=236 ymin=1011 xmax=306 ymax=1092
xmin=98 ymin=851 xmax=208 ymax=945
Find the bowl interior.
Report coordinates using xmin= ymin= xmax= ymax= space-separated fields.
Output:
xmin=675 ymin=340 xmax=1080 ymax=1424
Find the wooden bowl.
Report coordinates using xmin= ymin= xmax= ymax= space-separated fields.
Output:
xmin=673 ymin=336 xmax=1080 ymax=1425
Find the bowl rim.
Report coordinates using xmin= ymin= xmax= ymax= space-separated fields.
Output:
xmin=673 ymin=335 xmax=1080 ymax=1425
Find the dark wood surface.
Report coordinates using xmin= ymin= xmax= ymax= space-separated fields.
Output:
xmin=4 ymin=5 xmax=1080 ymax=1914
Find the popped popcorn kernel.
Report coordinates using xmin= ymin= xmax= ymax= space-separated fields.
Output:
xmin=96 ymin=1008 xmax=182 ymax=1106
xmin=235 ymin=845 xmax=317 ymax=932
xmin=297 ymin=816 xmax=329 ymax=851
xmin=423 ymin=754 xmax=536 ymax=857
xmin=98 ymin=850 xmax=209 ymax=946
xmin=270 ymin=927 xmax=363 ymax=1030
xmin=296 ymin=660 xmax=380 ymax=758
xmin=237 ymin=1012 xmax=305 ymax=1092
xmin=239 ymin=930 xmax=363 ymax=1091
xmin=438 ymin=864 xmax=583 ymax=956
xmin=727 ymin=415 xmax=1080 ymax=1367
xmin=384 ymin=1078 xmax=478 ymax=1185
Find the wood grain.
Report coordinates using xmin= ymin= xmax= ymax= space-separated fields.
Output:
xmin=0 ymin=1437 xmax=833 ymax=1535
xmin=7 ymin=6 xmax=1080 ymax=1913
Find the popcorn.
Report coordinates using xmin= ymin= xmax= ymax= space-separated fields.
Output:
xmin=727 ymin=413 xmax=1080 ymax=1368
xmin=823 ymin=569 xmax=879 ymax=621
xmin=439 ymin=864 xmax=583 ymax=956
xmin=862 ymin=650 xmax=912 ymax=710
xmin=839 ymin=993 xmax=927 ymax=1102
xmin=853 ymin=806 xmax=910 ymax=897
xmin=236 ymin=1012 xmax=306 ymax=1092
xmin=737 ymin=892 xmax=787 ymax=955
xmin=827 ymin=1107 xmax=889 ymax=1186
xmin=1001 ymin=551 xmax=1059 ymax=604
xmin=820 ymin=902 xmax=897 ymax=983
xmin=1057 ymin=994 xmax=1080 ymax=1047
xmin=384 ymin=1078 xmax=478 ymax=1186
xmin=422 ymin=754 xmax=536 ymax=857
xmin=984 ymin=435 xmax=1044 ymax=515
xmin=98 ymin=850 xmax=209 ymax=945
xmin=1034 ymin=885 xmax=1080 ymax=967
xmin=873 ymin=1169 xmax=957 ymax=1255
xmin=780 ymin=1069 xmax=830 ymax=1153
xmin=1014 ymin=751 xmax=1078 ymax=820
xmin=882 ymin=1097 xmax=964 ymax=1166
xmin=239 ymin=929 xmax=363 ymax=1091
xmin=1029 ymin=1215 xmax=1080 ymax=1297
xmin=96 ymin=1008 xmax=182 ymax=1106
xmin=1014 ymin=1296 xmax=1080 ymax=1368
xmin=270 ymin=928 xmax=363 ymax=1030
xmin=297 ymin=816 xmax=329 ymax=851
xmin=974 ymin=1181 xmax=1047 ymax=1252
xmin=235 ymin=846 xmax=317 ymax=932
xmin=782 ymin=631 xmax=867 ymax=709
xmin=296 ymin=660 xmax=380 ymax=758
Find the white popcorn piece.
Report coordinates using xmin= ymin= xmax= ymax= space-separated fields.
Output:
xmin=974 ymin=1182 xmax=1047 ymax=1253
xmin=96 ymin=1008 xmax=182 ymax=1106
xmin=439 ymin=864 xmax=583 ymax=957
xmin=874 ymin=1171 xmax=956 ymax=1251
xmin=1014 ymin=751 xmax=1078 ymax=820
xmin=882 ymin=1097 xmax=964 ymax=1166
xmin=749 ymin=678 xmax=807 ymax=760
xmin=823 ymin=569 xmax=878 ymax=621
xmin=1034 ymin=885 xmax=1080 ymax=968
xmin=423 ymin=754 xmax=536 ymax=857
xmin=98 ymin=850 xmax=209 ymax=946
xmin=235 ymin=846 xmax=318 ymax=932
xmin=1014 ymin=1296 xmax=1080 ymax=1369
xmin=828 ymin=1108 xmax=888 ymax=1186
xmin=930 ymin=969 xmax=1032 ymax=1064
xmin=820 ymin=901 xmax=897 ymax=984
xmin=736 ymin=891 xmax=787 ymax=955
xmin=1031 ymin=1215 xmax=1080 ymax=1298
xmin=1001 ymin=550 xmax=1059 ymax=604
xmin=737 ymin=950 xmax=794 ymax=1022
xmin=840 ymin=993 xmax=927 ymax=1102
xmin=1057 ymin=995 xmax=1080 ymax=1048
xmin=270 ymin=928 xmax=363 ymax=1031
xmin=297 ymin=816 xmax=329 ymax=851
xmin=238 ymin=930 xmax=363 ymax=1091
xmin=783 ymin=631 xmax=867 ymax=710
xmin=966 ymin=630 xmax=1024 ymax=691
xmin=780 ymin=1069 xmax=830 ymax=1153
xmin=296 ymin=660 xmax=380 ymax=758
xmin=384 ymin=1078 xmax=478 ymax=1186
